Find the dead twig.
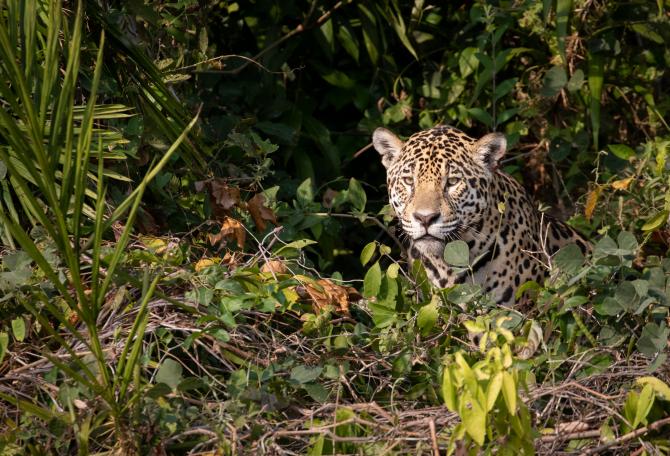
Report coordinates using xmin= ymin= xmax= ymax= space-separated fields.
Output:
xmin=579 ymin=416 xmax=670 ymax=456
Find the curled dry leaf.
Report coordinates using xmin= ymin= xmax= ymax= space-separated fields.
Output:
xmin=295 ymin=279 xmax=361 ymax=315
xmin=246 ymin=193 xmax=277 ymax=232
xmin=261 ymin=259 xmax=289 ymax=275
xmin=196 ymin=178 xmax=241 ymax=216
xmin=611 ymin=177 xmax=633 ymax=191
xmin=584 ymin=186 xmax=601 ymax=221
xmin=209 ymin=217 xmax=246 ymax=249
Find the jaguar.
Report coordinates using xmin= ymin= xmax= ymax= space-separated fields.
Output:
xmin=372 ymin=125 xmax=588 ymax=306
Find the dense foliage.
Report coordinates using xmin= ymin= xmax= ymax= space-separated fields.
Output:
xmin=1 ymin=0 xmax=670 ymax=454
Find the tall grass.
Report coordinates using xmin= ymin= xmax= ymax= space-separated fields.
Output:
xmin=0 ymin=1 xmax=197 ymax=452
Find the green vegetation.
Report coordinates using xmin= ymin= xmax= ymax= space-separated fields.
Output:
xmin=1 ymin=0 xmax=669 ymax=454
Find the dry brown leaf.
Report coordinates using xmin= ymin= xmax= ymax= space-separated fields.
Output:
xmin=246 ymin=193 xmax=277 ymax=232
xmin=295 ymin=279 xmax=361 ymax=315
xmin=322 ymin=188 xmax=339 ymax=209
xmin=261 ymin=259 xmax=288 ymax=274
xmin=222 ymin=251 xmax=242 ymax=267
xmin=196 ymin=179 xmax=241 ymax=217
xmin=584 ymin=186 xmax=601 ymax=220
xmin=611 ymin=177 xmax=633 ymax=191
xmin=209 ymin=217 xmax=246 ymax=249
xmin=209 ymin=180 xmax=240 ymax=211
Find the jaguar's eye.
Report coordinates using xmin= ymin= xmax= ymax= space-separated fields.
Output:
xmin=401 ymin=176 xmax=413 ymax=186
xmin=446 ymin=176 xmax=460 ymax=187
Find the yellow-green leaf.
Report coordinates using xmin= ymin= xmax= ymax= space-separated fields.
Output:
xmin=502 ymin=371 xmax=517 ymax=416
xmin=11 ymin=318 xmax=25 ymax=342
xmin=442 ymin=367 xmax=457 ymax=412
xmin=641 ymin=210 xmax=668 ymax=232
xmin=486 ymin=372 xmax=503 ymax=412
xmin=360 ymin=241 xmax=376 ymax=266
xmin=636 ymin=376 xmax=670 ymax=401
xmin=633 ymin=384 xmax=654 ymax=428
xmin=363 ymin=261 xmax=382 ymax=298
xmin=460 ymin=393 xmax=486 ymax=446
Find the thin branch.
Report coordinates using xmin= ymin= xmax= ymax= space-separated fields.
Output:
xmin=579 ymin=416 xmax=670 ymax=456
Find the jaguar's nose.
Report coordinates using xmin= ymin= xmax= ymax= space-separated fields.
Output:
xmin=413 ymin=211 xmax=440 ymax=228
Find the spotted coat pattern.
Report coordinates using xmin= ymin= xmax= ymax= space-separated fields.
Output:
xmin=372 ymin=125 xmax=588 ymax=306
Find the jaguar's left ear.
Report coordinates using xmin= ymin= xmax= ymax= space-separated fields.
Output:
xmin=373 ymin=127 xmax=404 ymax=169
xmin=473 ymin=132 xmax=507 ymax=171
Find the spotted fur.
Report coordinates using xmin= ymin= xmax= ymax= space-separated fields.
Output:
xmin=373 ymin=125 xmax=588 ymax=306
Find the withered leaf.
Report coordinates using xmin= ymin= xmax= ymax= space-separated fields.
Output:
xmin=611 ymin=177 xmax=633 ymax=191
xmin=209 ymin=180 xmax=240 ymax=211
xmin=322 ymin=188 xmax=339 ymax=209
xmin=295 ymin=279 xmax=361 ymax=315
xmin=260 ymin=259 xmax=288 ymax=274
xmin=209 ymin=217 xmax=246 ymax=249
xmin=584 ymin=186 xmax=601 ymax=221
xmin=246 ymin=193 xmax=277 ymax=232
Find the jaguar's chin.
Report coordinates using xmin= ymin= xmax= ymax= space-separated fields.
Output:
xmin=411 ymin=235 xmax=445 ymax=257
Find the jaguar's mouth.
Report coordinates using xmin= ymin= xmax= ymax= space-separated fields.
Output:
xmin=412 ymin=235 xmax=445 ymax=256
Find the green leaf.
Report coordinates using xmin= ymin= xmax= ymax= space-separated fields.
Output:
xmin=11 ymin=318 xmax=25 ymax=342
xmin=337 ymin=24 xmax=360 ymax=62
xmin=467 ymin=108 xmax=493 ymax=128
xmin=275 ymin=239 xmax=318 ymax=255
xmin=555 ymin=0 xmax=572 ymax=65
xmin=594 ymin=297 xmax=622 ymax=316
xmin=363 ymin=261 xmax=382 ymax=298
xmin=386 ymin=263 xmax=400 ymax=279
xmin=642 ymin=211 xmax=668 ymax=232
xmin=3 ymin=251 xmax=32 ymax=271
xmin=617 ymin=231 xmax=638 ymax=254
xmin=347 ymin=178 xmax=367 ymax=211
xmin=444 ymin=240 xmax=470 ymax=267
xmin=156 ymin=359 xmax=183 ymax=390
xmin=615 ymin=281 xmax=638 ymax=312
xmin=303 ymin=383 xmax=329 ymax=403
xmin=636 ymin=377 xmax=670 ymax=402
xmin=502 ymin=371 xmax=517 ymax=416
xmin=417 ymin=295 xmax=439 ymax=335
xmin=446 ymin=283 xmax=481 ymax=305
xmin=486 ymin=372 xmax=503 ymax=412
xmin=358 ymin=4 xmax=379 ymax=64
xmin=631 ymin=23 xmax=664 ymax=44
xmin=607 ymin=144 xmax=636 ymax=160
xmin=562 ymin=295 xmax=588 ymax=311
xmin=360 ymin=241 xmax=376 ymax=266
xmin=296 ymin=178 xmax=314 ymax=205
xmin=566 ymin=69 xmax=584 ymax=92
xmin=553 ymin=243 xmax=584 ymax=275
xmin=541 ymin=66 xmax=567 ymax=97
xmin=369 ymin=301 xmax=397 ymax=328
xmin=460 ymin=393 xmax=486 ymax=446
xmin=459 ymin=47 xmax=479 ymax=78
xmin=0 ymin=332 xmax=8 ymax=365
xmin=442 ymin=367 xmax=457 ymax=412
xmin=320 ymin=69 xmax=355 ymax=89
xmin=637 ymin=322 xmax=669 ymax=357
xmin=633 ymin=384 xmax=654 ymax=428
xmin=290 ymin=365 xmax=323 ymax=384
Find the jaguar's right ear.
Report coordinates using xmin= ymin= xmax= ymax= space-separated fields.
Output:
xmin=372 ymin=127 xmax=404 ymax=169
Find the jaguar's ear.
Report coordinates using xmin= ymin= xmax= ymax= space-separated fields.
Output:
xmin=473 ymin=132 xmax=506 ymax=171
xmin=373 ymin=127 xmax=404 ymax=169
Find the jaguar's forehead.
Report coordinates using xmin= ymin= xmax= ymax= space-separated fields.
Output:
xmin=391 ymin=126 xmax=476 ymax=175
